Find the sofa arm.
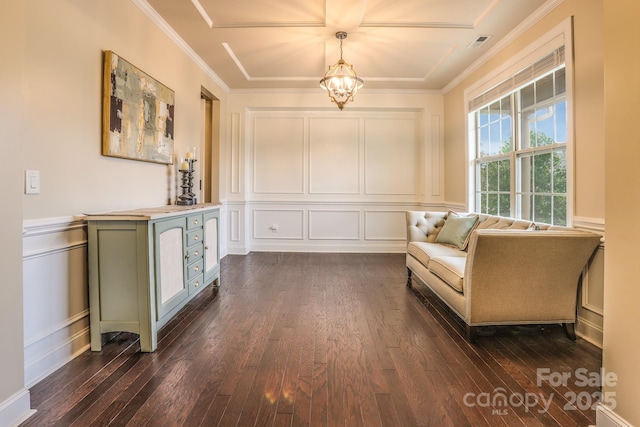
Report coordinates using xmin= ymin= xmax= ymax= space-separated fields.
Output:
xmin=464 ymin=229 xmax=601 ymax=325
xmin=406 ymin=211 xmax=447 ymax=244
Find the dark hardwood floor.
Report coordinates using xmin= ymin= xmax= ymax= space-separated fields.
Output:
xmin=22 ymin=252 xmax=602 ymax=426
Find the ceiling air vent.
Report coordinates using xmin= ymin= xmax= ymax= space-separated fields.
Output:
xmin=468 ymin=35 xmax=492 ymax=49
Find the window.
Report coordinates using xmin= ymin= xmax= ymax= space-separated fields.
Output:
xmin=470 ymin=47 xmax=569 ymax=226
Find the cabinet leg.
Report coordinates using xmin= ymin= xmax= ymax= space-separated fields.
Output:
xmin=406 ymin=268 xmax=412 ymax=288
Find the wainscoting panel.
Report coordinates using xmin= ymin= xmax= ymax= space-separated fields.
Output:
xmin=308 ymin=210 xmax=360 ymax=240
xmin=309 ymin=117 xmax=360 ymax=194
xmin=253 ymin=209 xmax=304 ymax=240
xmin=230 ymin=112 xmax=241 ymax=194
xmin=430 ymin=114 xmax=442 ymax=197
xmin=577 ymin=244 xmax=605 ymax=347
xmin=364 ymin=211 xmax=407 ymax=241
xmin=364 ymin=117 xmax=417 ymax=195
xmin=22 ymin=217 xmax=89 ymax=387
xmin=253 ymin=116 xmax=305 ymax=194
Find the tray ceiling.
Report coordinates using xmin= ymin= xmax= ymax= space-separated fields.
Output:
xmin=144 ymin=0 xmax=552 ymax=91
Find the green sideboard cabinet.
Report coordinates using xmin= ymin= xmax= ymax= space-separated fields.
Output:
xmin=86 ymin=204 xmax=220 ymax=352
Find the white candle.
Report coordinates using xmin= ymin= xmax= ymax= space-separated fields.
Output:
xmin=180 ymin=160 xmax=189 ymax=170
xmin=185 ymin=151 xmax=194 ymax=160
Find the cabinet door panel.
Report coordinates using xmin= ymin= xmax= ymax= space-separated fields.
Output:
xmin=204 ymin=215 xmax=219 ymax=277
xmin=155 ymin=218 xmax=188 ymax=319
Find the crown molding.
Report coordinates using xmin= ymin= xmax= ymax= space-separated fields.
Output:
xmin=130 ymin=0 xmax=230 ymax=93
xmin=442 ymin=0 xmax=564 ymax=94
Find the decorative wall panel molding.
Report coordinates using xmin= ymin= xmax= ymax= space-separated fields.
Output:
xmin=364 ymin=210 xmax=407 ymax=240
xmin=431 ymin=114 xmax=442 ymax=197
xmin=364 ymin=117 xmax=417 ymax=195
xmin=231 ymin=112 xmax=241 ymax=194
xmin=308 ymin=210 xmax=360 ymax=240
xmin=309 ymin=117 xmax=360 ymax=194
xmin=22 ymin=217 xmax=90 ymax=387
xmin=253 ymin=209 xmax=304 ymax=239
xmin=253 ymin=116 xmax=305 ymax=194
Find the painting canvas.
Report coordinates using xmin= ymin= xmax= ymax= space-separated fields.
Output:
xmin=102 ymin=51 xmax=175 ymax=164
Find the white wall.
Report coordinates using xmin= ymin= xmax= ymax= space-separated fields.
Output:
xmin=0 ymin=3 xmax=34 ymax=426
xmin=224 ymin=90 xmax=445 ymax=254
xmin=6 ymin=1 xmax=229 ymax=420
xmin=22 ymin=0 xmax=227 ymax=219
xmin=600 ymin=1 xmax=640 ymax=426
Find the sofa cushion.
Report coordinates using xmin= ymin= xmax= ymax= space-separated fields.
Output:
xmin=435 ymin=213 xmax=479 ymax=250
xmin=428 ymin=256 xmax=466 ymax=293
xmin=407 ymin=242 xmax=466 ymax=267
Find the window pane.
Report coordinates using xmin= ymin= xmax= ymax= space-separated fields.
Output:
xmin=479 ymin=126 xmax=489 ymax=156
xmin=499 ymin=159 xmax=510 ymax=191
xmin=555 ymin=100 xmax=567 ymax=143
xmin=487 ymin=193 xmax=498 ymax=215
xmin=501 ymin=119 xmax=511 ymax=152
xmin=480 ymin=193 xmax=488 ymax=213
xmin=488 ymin=161 xmax=499 ymax=192
xmin=554 ymin=195 xmax=567 ymax=226
xmin=499 ymin=194 xmax=511 ymax=217
xmin=478 ymin=162 xmax=488 ymax=191
xmin=490 ymin=101 xmax=501 ymax=119
xmin=553 ymin=149 xmax=567 ymax=193
xmin=534 ymin=195 xmax=552 ymax=224
xmin=521 ymin=83 xmax=535 ymax=109
xmin=479 ymin=107 xmax=489 ymax=126
xmin=555 ymin=68 xmax=566 ymax=94
xmin=519 ymin=194 xmax=533 ymax=221
xmin=534 ymin=153 xmax=552 ymax=193
xmin=519 ymin=154 xmax=533 ymax=193
xmin=535 ymin=107 xmax=555 ymax=146
xmin=536 ymin=74 xmax=554 ymax=103
xmin=489 ymin=122 xmax=501 ymax=155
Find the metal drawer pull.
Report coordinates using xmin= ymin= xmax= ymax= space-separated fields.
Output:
xmin=193 ymin=219 xmax=199 ymax=225
xmin=194 ymin=250 xmax=200 ymax=256
xmin=205 ymin=245 xmax=209 ymax=250
xmin=194 ymin=281 xmax=200 ymax=287
xmin=194 ymin=235 xmax=199 ymax=240
xmin=194 ymin=266 xmax=200 ymax=272
xmin=185 ymin=252 xmax=190 ymax=260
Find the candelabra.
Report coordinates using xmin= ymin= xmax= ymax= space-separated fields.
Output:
xmin=177 ymin=158 xmax=197 ymax=205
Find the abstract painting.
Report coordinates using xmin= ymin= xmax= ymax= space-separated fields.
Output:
xmin=102 ymin=51 xmax=175 ymax=164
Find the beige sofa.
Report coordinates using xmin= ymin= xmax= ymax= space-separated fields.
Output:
xmin=405 ymin=211 xmax=601 ymax=342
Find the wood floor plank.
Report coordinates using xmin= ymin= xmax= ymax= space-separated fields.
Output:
xmin=23 ymin=253 xmax=601 ymax=427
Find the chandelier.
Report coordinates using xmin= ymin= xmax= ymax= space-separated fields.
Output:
xmin=320 ymin=31 xmax=364 ymax=110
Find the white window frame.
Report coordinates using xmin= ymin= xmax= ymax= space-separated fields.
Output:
xmin=464 ymin=18 xmax=574 ymax=225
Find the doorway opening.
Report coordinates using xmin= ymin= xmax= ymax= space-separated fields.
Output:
xmin=200 ymin=87 xmax=220 ymax=204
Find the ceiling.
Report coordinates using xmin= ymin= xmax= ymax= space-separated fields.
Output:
xmin=144 ymin=0 xmax=552 ymax=92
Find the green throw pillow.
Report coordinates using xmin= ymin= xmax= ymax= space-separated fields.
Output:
xmin=435 ymin=214 xmax=479 ymax=250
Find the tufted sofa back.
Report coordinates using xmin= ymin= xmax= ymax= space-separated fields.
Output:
xmin=405 ymin=211 xmax=568 ymax=246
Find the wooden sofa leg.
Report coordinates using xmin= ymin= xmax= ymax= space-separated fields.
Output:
xmin=466 ymin=325 xmax=477 ymax=344
xmin=406 ymin=268 xmax=412 ymax=287
xmin=563 ymin=323 xmax=577 ymax=341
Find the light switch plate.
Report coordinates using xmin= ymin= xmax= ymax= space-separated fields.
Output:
xmin=25 ymin=170 xmax=40 ymax=194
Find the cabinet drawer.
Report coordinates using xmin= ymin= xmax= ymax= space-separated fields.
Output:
xmin=189 ymin=273 xmax=205 ymax=295
xmin=186 ymin=242 xmax=204 ymax=262
xmin=187 ymin=258 xmax=204 ymax=281
xmin=187 ymin=214 xmax=203 ymax=230
xmin=186 ymin=228 xmax=203 ymax=246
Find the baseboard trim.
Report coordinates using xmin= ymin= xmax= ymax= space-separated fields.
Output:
xmin=596 ymin=404 xmax=633 ymax=427
xmin=576 ymin=316 xmax=603 ymax=349
xmin=0 ymin=388 xmax=35 ymax=427
xmin=24 ymin=327 xmax=90 ymax=388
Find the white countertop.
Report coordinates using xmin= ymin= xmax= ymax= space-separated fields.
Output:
xmin=83 ymin=203 xmax=221 ymax=221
